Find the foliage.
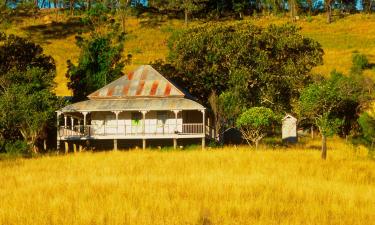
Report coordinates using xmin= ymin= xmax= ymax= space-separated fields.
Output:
xmin=299 ymin=71 xmax=366 ymax=159
xmin=0 ymin=33 xmax=55 ymax=76
xmin=4 ymin=140 xmax=29 ymax=155
xmin=149 ymin=0 xmax=208 ymax=24
xmin=168 ymin=22 xmax=323 ymax=114
xmin=358 ymin=112 xmax=375 ymax=146
xmin=66 ymin=25 xmax=125 ymax=101
xmin=351 ymin=52 xmax=369 ymax=75
xmin=236 ymin=107 xmax=277 ymax=148
xmin=0 ymin=32 xmax=60 ymax=153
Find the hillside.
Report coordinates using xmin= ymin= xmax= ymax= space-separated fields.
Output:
xmin=3 ymin=12 xmax=375 ymax=96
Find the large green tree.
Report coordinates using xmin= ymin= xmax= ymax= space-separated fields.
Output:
xmin=0 ymin=33 xmax=60 ymax=153
xmin=167 ymin=22 xmax=323 ymax=112
xmin=66 ymin=10 xmax=125 ymax=102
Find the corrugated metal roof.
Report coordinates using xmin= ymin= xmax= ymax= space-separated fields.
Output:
xmin=88 ymin=65 xmax=185 ymax=99
xmin=60 ymin=98 xmax=205 ymax=112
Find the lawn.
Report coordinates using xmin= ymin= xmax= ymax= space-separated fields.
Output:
xmin=3 ymin=12 xmax=375 ymax=96
xmin=1 ymin=138 xmax=374 ymax=225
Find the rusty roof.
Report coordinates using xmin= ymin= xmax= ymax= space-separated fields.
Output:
xmin=88 ymin=65 xmax=185 ymax=99
xmin=60 ymin=98 xmax=205 ymax=112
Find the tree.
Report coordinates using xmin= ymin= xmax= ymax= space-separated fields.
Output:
xmin=118 ymin=0 xmax=131 ymax=33
xmin=149 ymin=0 xmax=208 ymax=25
xmin=299 ymin=71 xmax=365 ymax=159
xmin=236 ymin=107 xmax=277 ymax=149
xmin=0 ymin=33 xmax=55 ymax=76
xmin=325 ymin=0 xmax=334 ymax=23
xmin=66 ymin=19 xmax=125 ymax=102
xmin=168 ymin=22 xmax=323 ymax=112
xmin=232 ymin=0 xmax=248 ymax=19
xmin=0 ymin=33 xmax=60 ymax=153
xmin=0 ymin=68 xmax=60 ymax=153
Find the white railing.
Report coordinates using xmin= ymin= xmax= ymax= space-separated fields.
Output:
xmin=59 ymin=123 xmax=205 ymax=138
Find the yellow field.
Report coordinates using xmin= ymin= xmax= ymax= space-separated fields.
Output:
xmin=3 ymin=13 xmax=375 ymax=96
xmin=1 ymin=138 xmax=374 ymax=225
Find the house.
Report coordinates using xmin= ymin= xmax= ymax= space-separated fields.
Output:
xmin=56 ymin=65 xmax=212 ymax=151
xmin=282 ymin=114 xmax=298 ymax=143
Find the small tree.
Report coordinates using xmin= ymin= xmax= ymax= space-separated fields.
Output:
xmin=236 ymin=107 xmax=276 ymax=149
xmin=299 ymin=71 xmax=364 ymax=159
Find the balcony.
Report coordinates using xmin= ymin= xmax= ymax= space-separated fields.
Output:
xmin=58 ymin=123 xmax=207 ymax=140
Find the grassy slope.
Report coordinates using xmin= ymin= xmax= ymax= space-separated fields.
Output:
xmin=3 ymin=13 xmax=375 ymax=96
xmin=0 ymin=139 xmax=374 ymax=225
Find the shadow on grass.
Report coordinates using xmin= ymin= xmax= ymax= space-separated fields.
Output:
xmin=22 ymin=17 xmax=90 ymax=43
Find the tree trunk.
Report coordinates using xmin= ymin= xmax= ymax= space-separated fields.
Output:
xmin=311 ymin=126 xmax=314 ymax=139
xmin=184 ymin=9 xmax=188 ymax=26
xmin=326 ymin=4 xmax=332 ymax=23
xmin=255 ymin=140 xmax=259 ymax=150
xmin=321 ymin=135 xmax=327 ymax=160
xmin=70 ymin=0 xmax=73 ymax=16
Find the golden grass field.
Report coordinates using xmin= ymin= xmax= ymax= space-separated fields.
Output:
xmin=1 ymin=138 xmax=375 ymax=225
xmin=2 ymin=12 xmax=375 ymax=96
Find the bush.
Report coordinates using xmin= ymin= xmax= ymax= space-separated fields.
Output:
xmin=5 ymin=140 xmax=29 ymax=155
xmin=358 ymin=112 xmax=375 ymax=146
xmin=351 ymin=53 xmax=369 ymax=74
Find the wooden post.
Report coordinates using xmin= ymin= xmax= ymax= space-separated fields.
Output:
xmin=83 ymin=112 xmax=88 ymax=126
xmin=173 ymin=138 xmax=177 ymax=150
xmin=64 ymin=141 xmax=69 ymax=154
xmin=82 ymin=112 xmax=88 ymax=136
xmin=173 ymin=110 xmax=180 ymax=132
xmin=141 ymin=111 xmax=148 ymax=135
xmin=79 ymin=145 xmax=83 ymax=152
xmin=64 ymin=115 xmax=67 ymax=128
xmin=142 ymin=139 xmax=146 ymax=150
xmin=114 ymin=139 xmax=118 ymax=151
xmin=201 ymin=109 xmax=206 ymax=150
xmin=57 ymin=111 xmax=61 ymax=150
xmin=71 ymin=117 xmax=74 ymax=130
xmin=73 ymin=143 xmax=77 ymax=153
xmin=113 ymin=111 xmax=120 ymax=135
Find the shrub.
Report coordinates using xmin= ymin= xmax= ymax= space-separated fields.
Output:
xmin=358 ymin=112 xmax=375 ymax=147
xmin=351 ymin=53 xmax=369 ymax=74
xmin=5 ymin=140 xmax=29 ymax=155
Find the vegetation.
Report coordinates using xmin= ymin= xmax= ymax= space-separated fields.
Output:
xmin=298 ymin=71 xmax=367 ymax=159
xmin=0 ymin=32 xmax=61 ymax=153
xmin=165 ymin=22 xmax=323 ymax=110
xmin=236 ymin=107 xmax=277 ymax=148
xmin=1 ymin=141 xmax=375 ymax=225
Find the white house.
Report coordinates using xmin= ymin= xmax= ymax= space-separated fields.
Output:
xmin=57 ymin=65 xmax=213 ymax=151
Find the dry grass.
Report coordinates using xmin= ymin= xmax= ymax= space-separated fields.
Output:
xmin=1 ymin=138 xmax=375 ymax=225
xmin=2 ymin=13 xmax=375 ymax=96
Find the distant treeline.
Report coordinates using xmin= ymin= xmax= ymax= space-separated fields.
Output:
xmin=3 ymin=0 xmax=375 ymax=18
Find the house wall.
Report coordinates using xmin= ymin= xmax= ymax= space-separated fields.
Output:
xmin=90 ymin=111 xmax=188 ymax=135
